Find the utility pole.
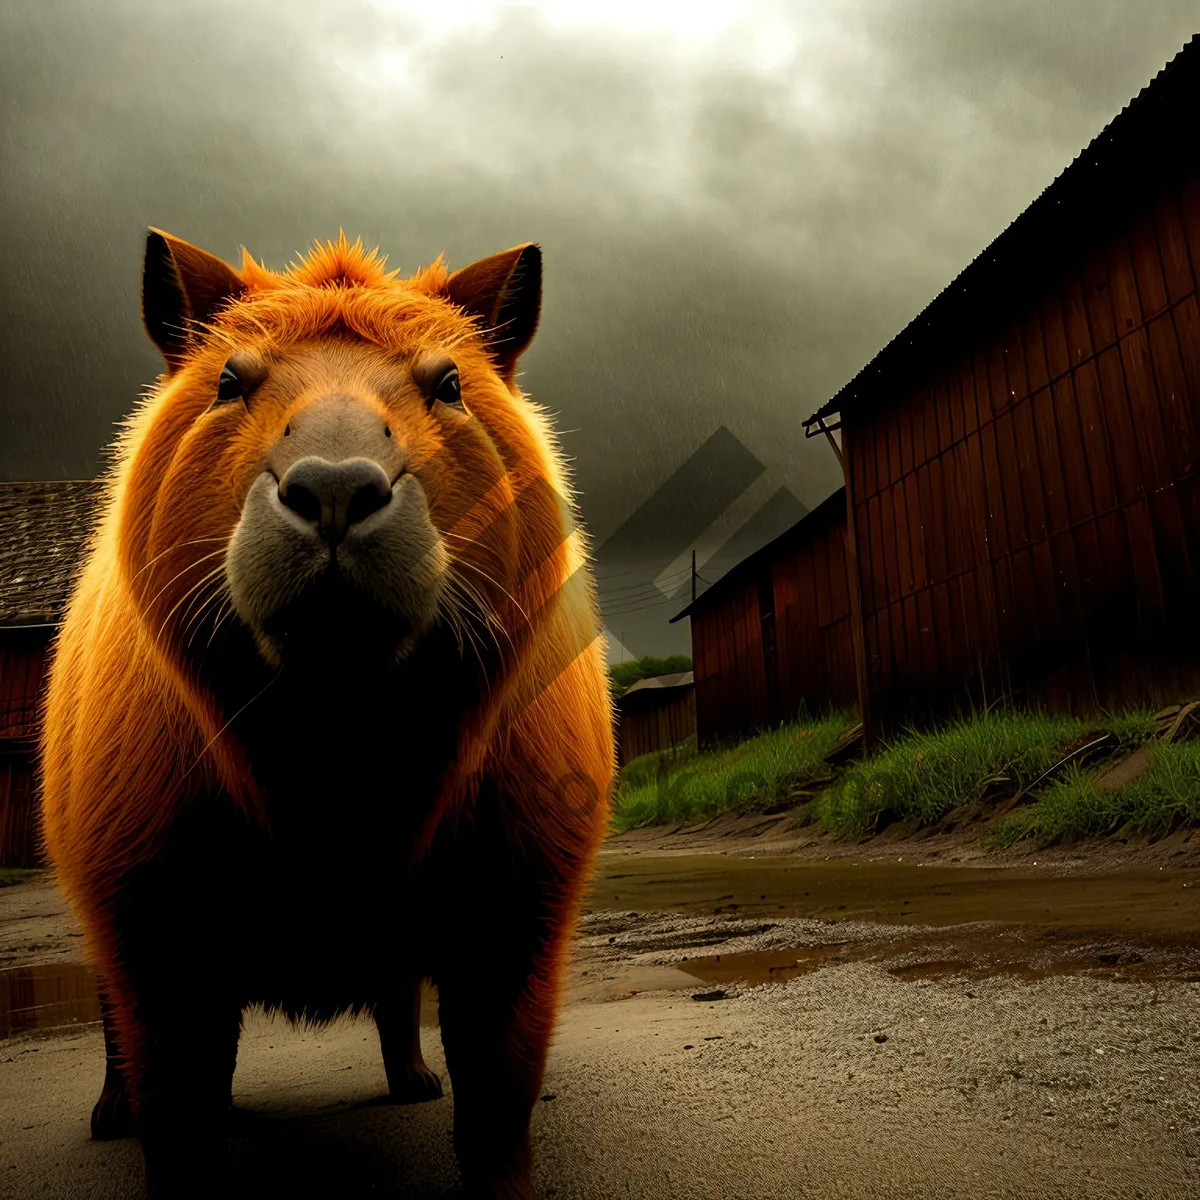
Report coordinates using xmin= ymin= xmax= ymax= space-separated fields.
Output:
xmin=691 ymin=549 xmax=696 ymax=604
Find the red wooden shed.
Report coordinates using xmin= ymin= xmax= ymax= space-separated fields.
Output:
xmin=614 ymin=671 xmax=696 ymax=765
xmin=0 ymin=481 xmax=99 ymax=866
xmin=672 ymin=488 xmax=856 ymax=746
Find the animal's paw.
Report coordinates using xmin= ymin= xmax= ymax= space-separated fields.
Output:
xmin=90 ymin=1076 xmax=133 ymax=1141
xmin=378 ymin=1062 xmax=445 ymax=1105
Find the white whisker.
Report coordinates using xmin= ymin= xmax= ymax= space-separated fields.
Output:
xmin=156 ymin=564 xmax=228 ymax=645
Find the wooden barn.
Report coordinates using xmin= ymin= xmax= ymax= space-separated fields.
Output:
xmin=614 ymin=672 xmax=696 ymax=765
xmin=0 ymin=481 xmax=99 ymax=866
xmin=671 ymin=489 xmax=857 ymax=746
xmin=801 ymin=34 xmax=1200 ymax=737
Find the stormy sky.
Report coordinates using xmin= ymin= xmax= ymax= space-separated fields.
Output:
xmin=1 ymin=1 xmax=1196 ymax=657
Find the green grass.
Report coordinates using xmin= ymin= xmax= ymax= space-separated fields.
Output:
xmin=993 ymin=739 xmax=1200 ymax=847
xmin=810 ymin=708 xmax=1158 ymax=840
xmin=0 ymin=867 xmax=41 ymax=888
xmin=610 ymin=711 xmax=856 ymax=831
xmin=609 ymin=704 xmax=1173 ymax=844
xmin=616 ymin=735 xmax=699 ymax=792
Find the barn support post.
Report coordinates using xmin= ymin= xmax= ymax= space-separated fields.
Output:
xmin=814 ymin=415 xmax=873 ymax=754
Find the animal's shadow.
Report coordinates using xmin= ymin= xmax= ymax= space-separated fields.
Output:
xmin=225 ymin=1093 xmax=463 ymax=1199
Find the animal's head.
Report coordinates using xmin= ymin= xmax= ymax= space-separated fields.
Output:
xmin=118 ymin=229 xmax=580 ymax=675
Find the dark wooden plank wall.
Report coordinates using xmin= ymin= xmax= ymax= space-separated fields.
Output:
xmin=771 ymin=512 xmax=857 ymax=720
xmin=0 ymin=629 xmax=52 ymax=867
xmin=0 ymin=635 xmax=48 ymax=736
xmin=0 ymin=757 xmax=37 ymax=868
xmin=846 ymin=167 xmax=1200 ymax=729
xmin=691 ymin=501 xmax=854 ymax=746
xmin=619 ymin=688 xmax=697 ymax=764
xmin=692 ymin=575 xmax=768 ymax=745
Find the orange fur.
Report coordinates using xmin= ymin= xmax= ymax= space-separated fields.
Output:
xmin=39 ymin=232 xmax=614 ymax=1196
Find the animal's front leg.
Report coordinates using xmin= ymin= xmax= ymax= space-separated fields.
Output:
xmin=437 ymin=917 xmax=562 ymax=1200
xmin=132 ymin=990 xmax=242 ymax=1200
xmin=375 ymin=978 xmax=443 ymax=1103
xmin=104 ymin=805 xmax=251 ymax=1198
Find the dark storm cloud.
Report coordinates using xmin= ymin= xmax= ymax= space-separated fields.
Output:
xmin=2 ymin=0 xmax=1196 ymax=654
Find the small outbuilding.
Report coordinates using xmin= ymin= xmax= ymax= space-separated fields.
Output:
xmin=614 ymin=671 xmax=696 ymax=765
xmin=671 ymin=489 xmax=856 ymax=747
xmin=0 ymin=481 xmax=100 ymax=866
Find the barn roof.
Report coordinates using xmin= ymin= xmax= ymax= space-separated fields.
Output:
xmin=804 ymin=33 xmax=1200 ymax=434
xmin=0 ymin=481 xmax=102 ymax=627
xmin=670 ymin=486 xmax=846 ymax=623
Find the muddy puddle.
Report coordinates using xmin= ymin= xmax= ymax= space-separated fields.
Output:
xmin=581 ymin=854 xmax=1200 ymax=995
xmin=587 ymin=853 xmax=1200 ymax=936
xmin=0 ymin=963 xmax=101 ymax=1039
xmin=6 ymin=854 xmax=1200 ymax=1039
xmin=672 ymin=927 xmax=1200 ymax=990
xmin=676 ymin=945 xmax=849 ymax=987
xmin=0 ymin=965 xmax=446 ymax=1041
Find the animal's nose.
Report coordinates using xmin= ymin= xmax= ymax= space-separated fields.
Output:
xmin=278 ymin=456 xmax=392 ymax=546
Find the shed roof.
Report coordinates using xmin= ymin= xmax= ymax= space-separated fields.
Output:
xmin=670 ymin=486 xmax=846 ymax=623
xmin=616 ymin=671 xmax=695 ymax=712
xmin=620 ymin=671 xmax=694 ymax=697
xmin=804 ymin=33 xmax=1200 ymax=433
xmin=0 ymin=480 xmax=102 ymax=626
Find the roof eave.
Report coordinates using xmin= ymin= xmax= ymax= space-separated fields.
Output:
xmin=802 ymin=33 xmax=1199 ymax=431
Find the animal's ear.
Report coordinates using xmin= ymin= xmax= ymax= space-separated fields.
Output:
xmin=142 ymin=228 xmax=245 ymax=370
xmin=445 ymin=243 xmax=542 ymax=382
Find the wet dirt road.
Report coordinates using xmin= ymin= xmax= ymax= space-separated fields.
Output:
xmin=3 ymin=855 xmax=1199 ymax=1199
xmin=589 ymin=851 xmax=1200 ymax=936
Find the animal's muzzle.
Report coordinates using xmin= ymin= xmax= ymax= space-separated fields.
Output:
xmin=278 ymin=457 xmax=393 ymax=548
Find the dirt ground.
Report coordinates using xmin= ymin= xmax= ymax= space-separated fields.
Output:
xmin=603 ymin=798 xmax=1200 ymax=873
xmin=3 ymin=827 xmax=1200 ymax=1199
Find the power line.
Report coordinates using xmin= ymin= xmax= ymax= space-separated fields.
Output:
xmin=600 ymin=593 xmax=692 ymax=618
xmin=593 ymin=560 xmax=694 ymax=582
xmin=600 ymin=580 xmax=693 ymax=603
xmin=594 ymin=581 xmax=692 ymax=605
xmin=595 ymin=568 xmax=691 ymax=600
xmin=593 ymin=562 xmax=663 ymax=580
xmin=597 ymin=594 xmax=684 ymax=612
xmin=599 ymin=583 xmax=714 ymax=619
xmin=594 ymin=574 xmax=691 ymax=596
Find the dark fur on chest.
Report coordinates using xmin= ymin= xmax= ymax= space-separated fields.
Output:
xmin=191 ymin=617 xmax=488 ymax=841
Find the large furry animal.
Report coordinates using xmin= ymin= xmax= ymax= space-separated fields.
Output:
xmin=40 ymin=229 xmax=614 ymax=1199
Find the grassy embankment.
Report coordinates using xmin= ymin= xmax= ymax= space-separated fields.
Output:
xmin=0 ymin=868 xmax=40 ymax=888
xmin=613 ymin=711 xmax=854 ymax=829
xmin=992 ymin=739 xmax=1200 ymax=846
xmin=610 ymin=706 xmax=1200 ymax=847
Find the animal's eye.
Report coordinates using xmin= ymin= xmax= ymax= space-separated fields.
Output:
xmin=433 ymin=366 xmax=463 ymax=409
xmin=215 ymin=363 xmax=245 ymax=405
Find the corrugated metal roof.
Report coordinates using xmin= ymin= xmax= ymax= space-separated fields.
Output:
xmin=0 ymin=480 xmax=102 ymax=626
xmin=804 ymin=32 xmax=1200 ymax=431
xmin=670 ymin=486 xmax=846 ymax=623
